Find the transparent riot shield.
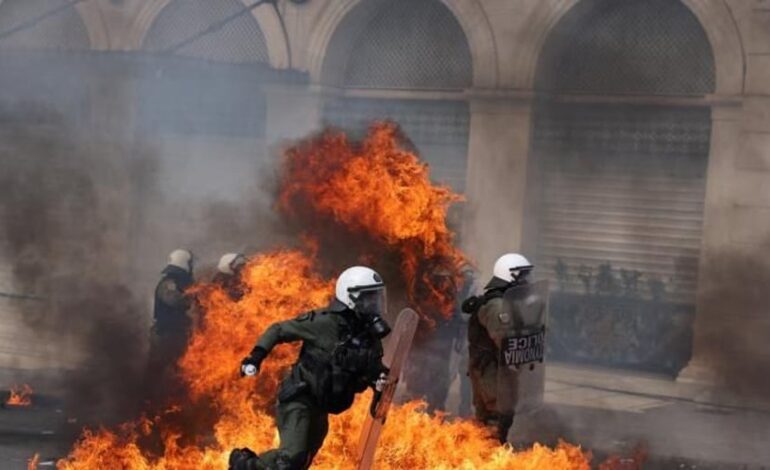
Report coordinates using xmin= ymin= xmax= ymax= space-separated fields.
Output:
xmin=356 ymin=308 xmax=419 ymax=470
xmin=496 ymin=280 xmax=549 ymax=415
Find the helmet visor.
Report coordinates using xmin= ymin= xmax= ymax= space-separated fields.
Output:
xmin=351 ymin=285 xmax=387 ymax=318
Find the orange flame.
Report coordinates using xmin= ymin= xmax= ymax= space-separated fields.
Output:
xmin=58 ymin=125 xmax=594 ymax=469
xmin=28 ymin=453 xmax=39 ymax=470
xmin=58 ymin=250 xmax=591 ymax=469
xmin=278 ymin=123 xmax=466 ymax=328
xmin=6 ymin=384 xmax=33 ymax=406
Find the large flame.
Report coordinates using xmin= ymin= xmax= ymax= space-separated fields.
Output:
xmin=278 ymin=123 xmax=466 ymax=328
xmin=6 ymin=384 xmax=33 ymax=406
xmin=58 ymin=250 xmax=591 ymax=469
xmin=58 ymin=124 xmax=594 ymax=469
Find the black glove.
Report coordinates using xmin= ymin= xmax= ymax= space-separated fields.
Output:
xmin=240 ymin=346 xmax=267 ymax=377
xmin=370 ymin=389 xmax=383 ymax=418
xmin=461 ymin=295 xmax=481 ymax=314
xmin=228 ymin=447 xmax=259 ymax=470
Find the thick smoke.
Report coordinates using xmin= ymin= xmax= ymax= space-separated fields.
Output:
xmin=0 ymin=105 xmax=158 ymax=425
xmin=696 ymin=246 xmax=770 ymax=400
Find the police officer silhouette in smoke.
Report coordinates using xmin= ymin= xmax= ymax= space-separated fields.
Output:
xmin=213 ymin=253 xmax=248 ymax=301
xmin=462 ymin=253 xmax=545 ymax=444
xmin=229 ymin=266 xmax=391 ymax=470
xmin=149 ymin=249 xmax=196 ymax=387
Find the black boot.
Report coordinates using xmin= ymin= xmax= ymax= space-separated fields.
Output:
xmin=497 ymin=413 xmax=514 ymax=444
xmin=229 ymin=448 xmax=263 ymax=470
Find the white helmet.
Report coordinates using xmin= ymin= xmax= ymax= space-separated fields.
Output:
xmin=218 ymin=253 xmax=247 ymax=275
xmin=492 ymin=253 xmax=533 ymax=283
xmin=168 ymin=249 xmax=194 ymax=273
xmin=335 ymin=266 xmax=385 ymax=309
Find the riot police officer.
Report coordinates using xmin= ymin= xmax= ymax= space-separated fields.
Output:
xmin=229 ymin=266 xmax=391 ymax=470
xmin=213 ymin=253 xmax=248 ymax=301
xmin=462 ymin=253 xmax=544 ymax=443
xmin=147 ymin=249 xmax=195 ymax=399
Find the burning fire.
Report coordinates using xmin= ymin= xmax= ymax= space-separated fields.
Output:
xmin=59 ymin=251 xmax=590 ymax=469
xmin=6 ymin=384 xmax=33 ymax=406
xmin=28 ymin=453 xmax=39 ymax=470
xmin=58 ymin=124 xmax=594 ymax=469
xmin=278 ymin=123 xmax=466 ymax=328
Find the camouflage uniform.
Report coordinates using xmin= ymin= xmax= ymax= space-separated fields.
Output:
xmin=150 ymin=265 xmax=194 ymax=374
xmin=466 ymin=278 xmax=544 ymax=442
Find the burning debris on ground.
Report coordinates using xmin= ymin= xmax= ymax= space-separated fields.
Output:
xmin=5 ymin=384 xmax=33 ymax=407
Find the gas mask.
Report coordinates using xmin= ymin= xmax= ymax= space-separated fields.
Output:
xmin=351 ymin=287 xmax=391 ymax=339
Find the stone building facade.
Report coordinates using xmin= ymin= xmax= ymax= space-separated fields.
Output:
xmin=0 ymin=0 xmax=767 ymax=384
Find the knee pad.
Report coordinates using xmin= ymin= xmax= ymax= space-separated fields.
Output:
xmin=228 ymin=448 xmax=262 ymax=470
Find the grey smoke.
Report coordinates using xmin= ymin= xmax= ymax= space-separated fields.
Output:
xmin=696 ymin=246 xmax=770 ymax=400
xmin=0 ymin=105 xmax=159 ymax=425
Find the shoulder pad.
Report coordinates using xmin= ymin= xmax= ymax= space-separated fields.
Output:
xmin=295 ymin=311 xmax=317 ymax=322
xmin=483 ymin=289 xmax=505 ymax=302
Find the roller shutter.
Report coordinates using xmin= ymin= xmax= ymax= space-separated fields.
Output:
xmin=532 ymin=103 xmax=711 ymax=306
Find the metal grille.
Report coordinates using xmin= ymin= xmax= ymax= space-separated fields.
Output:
xmin=0 ymin=0 xmax=90 ymax=50
xmin=534 ymin=105 xmax=711 ymax=165
xmin=536 ymin=0 xmax=715 ymax=95
xmin=533 ymin=104 xmax=711 ymax=305
xmin=143 ymin=0 xmax=269 ymax=64
xmin=322 ymin=98 xmax=469 ymax=192
xmin=344 ymin=0 xmax=472 ymax=89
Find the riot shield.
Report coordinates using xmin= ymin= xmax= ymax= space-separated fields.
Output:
xmin=355 ymin=308 xmax=419 ymax=470
xmin=496 ymin=280 xmax=549 ymax=415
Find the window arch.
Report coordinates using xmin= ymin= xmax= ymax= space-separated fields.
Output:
xmin=143 ymin=0 xmax=269 ymax=64
xmin=536 ymin=0 xmax=715 ymax=95
xmin=0 ymin=0 xmax=90 ymax=50
xmin=329 ymin=0 xmax=473 ymax=90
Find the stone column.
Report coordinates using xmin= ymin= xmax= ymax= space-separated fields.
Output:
xmin=462 ymin=96 xmax=534 ymax=275
xmin=678 ymin=103 xmax=743 ymax=384
xmin=463 ymin=95 xmax=545 ymax=413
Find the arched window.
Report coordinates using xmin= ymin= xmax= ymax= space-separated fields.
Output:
xmin=341 ymin=0 xmax=472 ymax=89
xmin=529 ymin=0 xmax=716 ymax=373
xmin=0 ymin=0 xmax=90 ymax=50
xmin=536 ymin=0 xmax=715 ymax=95
xmin=322 ymin=0 xmax=472 ymax=192
xmin=138 ymin=0 xmax=271 ymax=137
xmin=143 ymin=0 xmax=269 ymax=64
